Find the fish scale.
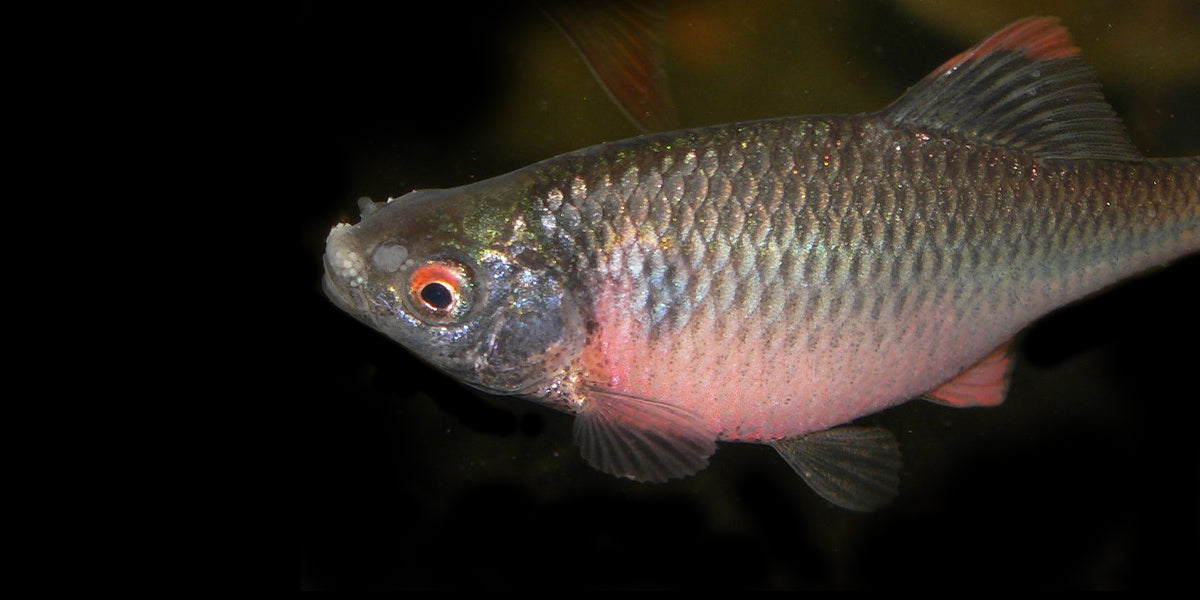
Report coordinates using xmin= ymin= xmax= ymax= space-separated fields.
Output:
xmin=323 ymin=17 xmax=1198 ymax=508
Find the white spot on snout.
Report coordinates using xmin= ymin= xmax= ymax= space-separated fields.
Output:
xmin=326 ymin=222 xmax=352 ymax=241
xmin=331 ymin=247 xmax=367 ymax=288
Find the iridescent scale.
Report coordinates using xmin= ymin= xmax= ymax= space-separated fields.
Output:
xmin=530 ymin=115 xmax=1194 ymax=343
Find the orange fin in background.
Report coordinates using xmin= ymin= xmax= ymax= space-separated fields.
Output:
xmin=542 ymin=0 xmax=679 ymax=133
xmin=922 ymin=341 xmax=1015 ymax=408
xmin=573 ymin=385 xmax=717 ymax=482
xmin=770 ymin=426 xmax=902 ymax=512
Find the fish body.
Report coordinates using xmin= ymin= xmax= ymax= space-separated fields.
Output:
xmin=323 ymin=17 xmax=1199 ymax=510
xmin=512 ymin=114 xmax=1196 ymax=436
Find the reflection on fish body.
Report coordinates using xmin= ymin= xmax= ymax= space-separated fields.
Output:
xmin=323 ymin=17 xmax=1199 ymax=511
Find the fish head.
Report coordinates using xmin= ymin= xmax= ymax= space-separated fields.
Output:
xmin=323 ymin=181 xmax=584 ymax=397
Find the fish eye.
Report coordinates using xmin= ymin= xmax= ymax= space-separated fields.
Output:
xmin=419 ymin=281 xmax=453 ymax=310
xmin=406 ymin=260 xmax=472 ymax=322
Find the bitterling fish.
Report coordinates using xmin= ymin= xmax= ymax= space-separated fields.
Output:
xmin=322 ymin=17 xmax=1199 ymax=510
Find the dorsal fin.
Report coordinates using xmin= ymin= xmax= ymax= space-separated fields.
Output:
xmin=879 ymin=16 xmax=1142 ymax=161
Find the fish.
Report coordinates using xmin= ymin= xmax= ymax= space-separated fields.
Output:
xmin=322 ymin=16 xmax=1199 ymax=511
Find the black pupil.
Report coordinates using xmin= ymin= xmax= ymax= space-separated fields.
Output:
xmin=420 ymin=282 xmax=454 ymax=310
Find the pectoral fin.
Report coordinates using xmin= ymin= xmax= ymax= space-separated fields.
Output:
xmin=771 ymin=426 xmax=902 ymax=512
xmin=572 ymin=386 xmax=718 ymax=483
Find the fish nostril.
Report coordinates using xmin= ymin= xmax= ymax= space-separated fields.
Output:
xmin=358 ymin=196 xmax=385 ymax=219
xmin=371 ymin=243 xmax=408 ymax=273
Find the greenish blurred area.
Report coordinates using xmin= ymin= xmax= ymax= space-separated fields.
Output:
xmin=335 ymin=0 xmax=1198 ymax=205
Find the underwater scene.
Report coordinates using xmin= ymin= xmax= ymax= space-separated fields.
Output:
xmin=296 ymin=0 xmax=1199 ymax=589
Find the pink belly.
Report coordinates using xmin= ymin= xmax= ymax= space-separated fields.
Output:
xmin=582 ymin=285 xmax=1012 ymax=442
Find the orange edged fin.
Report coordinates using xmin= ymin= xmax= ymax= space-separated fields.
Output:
xmin=572 ymin=386 xmax=717 ymax=482
xmin=923 ymin=341 xmax=1015 ymax=408
xmin=771 ymin=426 xmax=902 ymax=512
xmin=934 ymin=16 xmax=1079 ymax=73
xmin=880 ymin=16 xmax=1141 ymax=161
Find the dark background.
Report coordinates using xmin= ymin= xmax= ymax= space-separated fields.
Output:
xmin=293 ymin=1 xmax=1199 ymax=589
